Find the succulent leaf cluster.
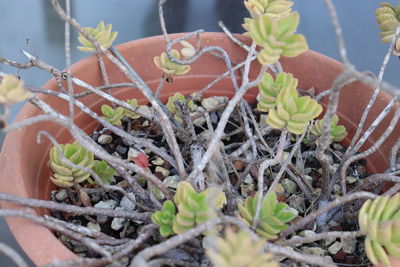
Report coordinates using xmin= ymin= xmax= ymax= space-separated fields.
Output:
xmin=92 ymin=160 xmax=117 ymax=184
xmin=172 ymin=181 xmax=226 ymax=234
xmin=256 ymin=72 xmax=298 ymax=112
xmin=179 ymin=40 xmax=196 ymax=59
xmin=206 ymin=229 xmax=279 ymax=267
xmin=77 ymin=21 xmax=118 ymax=52
xmin=243 ymin=12 xmax=308 ymax=65
xmin=238 ymin=192 xmax=297 ymax=239
xmin=359 ymin=193 xmax=400 ymax=266
xmin=0 ymin=75 xmax=30 ymax=104
xmin=265 ymin=84 xmax=322 ymax=135
xmin=244 ymin=0 xmax=293 ymax=19
xmin=151 ymin=200 xmax=176 ymax=237
xmin=166 ymin=93 xmax=196 ymax=123
xmin=101 ymin=104 xmax=125 ymax=126
xmin=153 ymin=49 xmax=191 ymax=75
xmin=124 ymin=98 xmax=141 ymax=119
xmin=375 ymin=3 xmax=400 ymax=43
xmin=49 ymin=141 xmax=95 ymax=187
xmin=310 ymin=114 xmax=347 ymax=143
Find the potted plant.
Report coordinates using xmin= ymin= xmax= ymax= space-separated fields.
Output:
xmin=0 ymin=0 xmax=400 ymax=266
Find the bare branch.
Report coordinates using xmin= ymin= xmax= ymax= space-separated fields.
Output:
xmin=253 ymin=129 xmax=288 ymax=229
xmin=0 ymin=209 xmax=112 ymax=259
xmin=30 ymin=96 xmax=173 ymax=199
xmin=64 ymin=0 xmax=74 ymax=123
xmin=0 ymin=243 xmax=29 ymax=267
xmin=280 ymin=192 xmax=377 ymax=239
xmin=43 ymin=225 xmax=156 ymax=267
xmin=278 ymin=231 xmax=362 ymax=246
xmin=346 ymin=25 xmax=400 ymax=157
xmin=218 ymin=21 xmax=251 ymax=52
xmin=0 ymin=192 xmax=150 ymax=222
xmin=323 ymin=0 xmax=348 ymax=64
xmin=340 ymin=107 xmax=400 ymax=193
xmin=131 ymin=218 xmax=222 ymax=267
xmin=264 ymin=243 xmax=336 ymax=267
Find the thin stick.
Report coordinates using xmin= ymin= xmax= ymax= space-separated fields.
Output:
xmin=316 ymin=71 xmax=354 ymax=201
xmin=189 ymin=63 xmax=266 ymax=181
xmin=131 ymin=218 xmax=222 ymax=267
xmin=0 ymin=243 xmax=29 ymax=267
xmin=280 ymin=192 xmax=377 ymax=239
xmin=0 ymin=209 xmax=112 ymax=259
xmin=230 ymin=126 xmax=273 ymax=157
xmin=238 ymin=43 xmax=258 ymax=160
xmin=383 ymin=184 xmax=400 ymax=196
xmin=75 ymin=82 xmax=136 ymax=98
xmin=346 ymin=25 xmax=400 ymax=157
xmin=0 ymin=192 xmax=150 ymax=221
xmin=49 ymin=0 xmax=188 ymax=179
xmin=108 ymin=47 xmax=187 ymax=179
xmin=264 ymin=243 xmax=335 ymax=267
xmin=31 ymin=98 xmax=173 ymax=199
xmin=64 ymin=0 xmax=74 ymax=123
xmin=351 ymin=173 xmax=400 ymax=192
xmin=21 ymin=50 xmax=153 ymax=121
xmin=323 ymin=0 xmax=348 ymax=64
xmin=350 ymin=97 xmax=398 ymax=156
xmin=44 ymin=215 xmax=128 ymax=245
xmin=278 ymin=231 xmax=362 ymax=246
xmin=3 ymin=114 xmax=55 ymax=132
xmin=31 ymin=87 xmax=177 ymax=170
xmin=218 ymin=21 xmax=251 ymax=52
xmin=43 ymin=225 xmax=156 ymax=267
xmin=266 ymin=129 xmax=307 ymax=195
xmin=154 ymin=75 xmax=168 ymax=97
xmin=195 ymin=55 xmax=257 ymax=99
xmin=339 ymin=107 xmax=400 ymax=193
xmin=390 ymin=136 xmax=400 ymax=171
xmin=253 ymin=129 xmax=287 ymax=229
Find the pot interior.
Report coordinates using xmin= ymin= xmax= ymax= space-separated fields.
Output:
xmin=1 ymin=33 xmax=399 ymax=265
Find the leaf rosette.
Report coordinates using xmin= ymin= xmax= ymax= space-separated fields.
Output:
xmin=238 ymin=192 xmax=297 ymax=239
xmin=49 ymin=141 xmax=95 ymax=187
xmin=77 ymin=21 xmax=118 ymax=52
xmin=243 ymin=12 xmax=308 ymax=65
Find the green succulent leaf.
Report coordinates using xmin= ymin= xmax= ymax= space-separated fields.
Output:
xmin=153 ymin=49 xmax=191 ymax=75
xmin=375 ymin=3 xmax=400 ymax=42
xmin=172 ymin=181 xmax=226 ymax=234
xmin=244 ymin=0 xmax=293 ymax=20
xmin=124 ymin=98 xmax=141 ymax=119
xmin=77 ymin=21 xmax=118 ymax=52
xmin=49 ymin=141 xmax=95 ymax=187
xmin=0 ymin=74 xmax=30 ymax=104
xmin=359 ymin=193 xmax=400 ymax=266
xmin=101 ymin=104 xmax=124 ymax=126
xmin=151 ymin=200 xmax=176 ymax=237
xmin=159 ymin=224 xmax=173 ymax=237
xmin=243 ymin=12 xmax=308 ymax=65
xmin=166 ymin=93 xmax=196 ymax=124
xmin=310 ymin=114 xmax=347 ymax=143
xmin=206 ymin=228 xmax=279 ymax=267
xmin=92 ymin=160 xmax=117 ymax=185
xmin=256 ymin=72 xmax=298 ymax=112
xmin=238 ymin=192 xmax=297 ymax=240
xmin=264 ymin=85 xmax=322 ymax=135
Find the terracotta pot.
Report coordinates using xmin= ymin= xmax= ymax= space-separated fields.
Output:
xmin=0 ymin=32 xmax=399 ymax=266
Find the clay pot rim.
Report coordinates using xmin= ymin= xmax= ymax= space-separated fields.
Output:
xmin=0 ymin=32 xmax=396 ymax=266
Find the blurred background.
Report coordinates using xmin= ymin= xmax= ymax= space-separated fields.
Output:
xmin=0 ymin=0 xmax=399 ymax=266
